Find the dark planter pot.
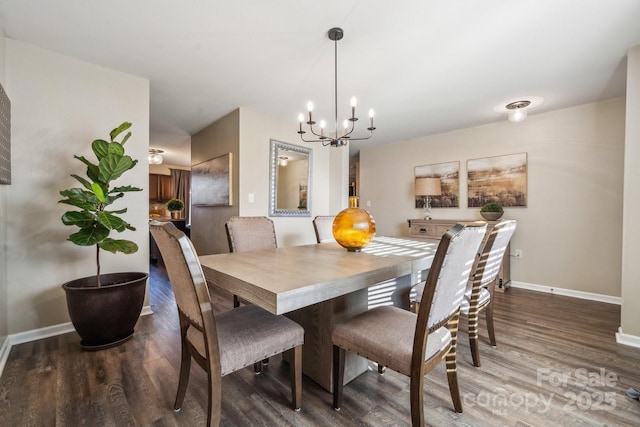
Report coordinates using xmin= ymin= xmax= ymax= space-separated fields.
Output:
xmin=62 ymin=272 xmax=148 ymax=351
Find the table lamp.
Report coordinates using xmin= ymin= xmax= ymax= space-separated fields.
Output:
xmin=415 ymin=177 xmax=441 ymax=220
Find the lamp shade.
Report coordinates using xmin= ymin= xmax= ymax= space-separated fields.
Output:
xmin=415 ymin=177 xmax=441 ymax=196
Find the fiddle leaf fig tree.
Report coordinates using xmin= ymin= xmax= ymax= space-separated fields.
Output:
xmin=59 ymin=122 xmax=142 ymax=287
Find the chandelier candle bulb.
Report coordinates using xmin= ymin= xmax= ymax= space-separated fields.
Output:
xmin=369 ymin=109 xmax=375 ymax=129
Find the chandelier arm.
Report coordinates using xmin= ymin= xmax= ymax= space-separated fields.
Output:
xmin=346 ymin=132 xmax=374 ymax=142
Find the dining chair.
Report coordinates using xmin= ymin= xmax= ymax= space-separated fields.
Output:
xmin=225 ymin=215 xmax=278 ymax=308
xmin=332 ymin=222 xmax=487 ymax=425
xmin=411 ymin=220 xmax=517 ymax=367
xmin=461 ymin=219 xmax=517 ymax=367
xmin=225 ymin=215 xmax=278 ymax=372
xmin=312 ymin=215 xmax=336 ymax=243
xmin=150 ymin=221 xmax=303 ymax=427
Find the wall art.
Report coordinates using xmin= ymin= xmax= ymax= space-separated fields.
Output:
xmin=414 ymin=161 xmax=460 ymax=208
xmin=191 ymin=152 xmax=232 ymax=206
xmin=467 ymin=152 xmax=527 ymax=207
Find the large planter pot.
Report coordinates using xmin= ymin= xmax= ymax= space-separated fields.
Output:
xmin=62 ymin=272 xmax=148 ymax=351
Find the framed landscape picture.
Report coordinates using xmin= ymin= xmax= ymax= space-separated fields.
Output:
xmin=191 ymin=152 xmax=233 ymax=206
xmin=414 ymin=161 xmax=460 ymax=208
xmin=467 ymin=152 xmax=527 ymax=207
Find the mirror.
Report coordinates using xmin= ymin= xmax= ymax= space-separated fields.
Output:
xmin=269 ymin=139 xmax=312 ymax=217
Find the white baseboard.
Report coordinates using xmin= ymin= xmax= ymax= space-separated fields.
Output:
xmin=510 ymin=281 xmax=621 ymax=305
xmin=615 ymin=327 xmax=640 ymax=349
xmin=0 ymin=305 xmax=153 ymax=377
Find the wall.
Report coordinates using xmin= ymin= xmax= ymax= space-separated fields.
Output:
xmin=0 ymin=31 xmax=7 ymax=349
xmin=5 ymin=39 xmax=150 ymax=334
xmin=238 ymin=108 xmax=336 ymax=248
xmin=620 ymin=45 xmax=640 ymax=338
xmin=190 ymin=109 xmax=240 ymax=255
xmin=190 ymin=107 xmax=341 ymax=254
xmin=360 ymin=98 xmax=625 ymax=297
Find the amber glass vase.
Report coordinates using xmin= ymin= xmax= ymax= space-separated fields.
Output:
xmin=332 ymin=196 xmax=376 ymax=252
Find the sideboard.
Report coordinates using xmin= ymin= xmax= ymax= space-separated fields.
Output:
xmin=407 ymin=218 xmax=512 ymax=290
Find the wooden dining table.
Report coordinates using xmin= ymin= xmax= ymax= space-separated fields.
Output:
xmin=199 ymin=236 xmax=438 ymax=391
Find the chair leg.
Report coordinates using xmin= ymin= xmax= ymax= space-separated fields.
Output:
xmin=174 ymin=320 xmax=192 ymax=411
xmin=409 ymin=371 xmax=425 ymax=426
xmin=233 ymin=294 xmax=240 ymax=308
xmin=254 ymin=361 xmax=263 ymax=374
xmin=207 ymin=367 xmax=222 ymax=427
xmin=485 ymin=301 xmax=497 ymax=347
xmin=468 ymin=306 xmax=481 ymax=368
xmin=378 ymin=364 xmax=386 ymax=374
xmin=446 ymin=315 xmax=463 ymax=413
xmin=288 ymin=346 xmax=302 ymax=410
xmin=332 ymin=345 xmax=345 ymax=410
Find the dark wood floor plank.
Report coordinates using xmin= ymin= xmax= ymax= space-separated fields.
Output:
xmin=0 ymin=263 xmax=639 ymax=426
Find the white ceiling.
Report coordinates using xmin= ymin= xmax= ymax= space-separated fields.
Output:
xmin=1 ymin=0 xmax=640 ymax=166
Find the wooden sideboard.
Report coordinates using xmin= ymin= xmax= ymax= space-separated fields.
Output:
xmin=407 ymin=218 xmax=511 ymax=290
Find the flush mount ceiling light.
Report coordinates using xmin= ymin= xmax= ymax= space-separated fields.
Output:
xmin=297 ymin=27 xmax=376 ymax=147
xmin=278 ymin=156 xmax=289 ymax=166
xmin=506 ymin=100 xmax=531 ymax=122
xmin=494 ymin=96 xmax=543 ymax=123
xmin=148 ymin=148 xmax=164 ymax=164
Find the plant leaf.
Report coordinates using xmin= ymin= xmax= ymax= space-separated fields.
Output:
xmin=120 ymin=131 xmax=131 ymax=145
xmin=91 ymin=183 xmax=105 ymax=202
xmin=99 ymin=238 xmax=138 ymax=254
xmin=71 ymin=174 xmax=93 ymax=191
xmin=69 ymin=226 xmax=109 ymax=246
xmin=111 ymin=185 xmax=142 ymax=193
xmin=97 ymin=211 xmax=127 ymax=232
xmin=98 ymin=154 xmax=135 ymax=183
xmin=61 ymin=211 xmax=95 ymax=228
xmin=109 ymin=122 xmax=132 ymax=142
xmin=91 ymin=139 xmax=109 ymax=160
xmin=59 ymin=188 xmax=100 ymax=210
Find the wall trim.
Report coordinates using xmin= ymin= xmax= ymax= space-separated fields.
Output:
xmin=510 ymin=281 xmax=621 ymax=305
xmin=615 ymin=327 xmax=640 ymax=349
xmin=0 ymin=305 xmax=153 ymax=377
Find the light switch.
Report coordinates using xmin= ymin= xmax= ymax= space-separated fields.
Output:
xmin=366 ymin=200 xmax=371 ymax=207
xmin=248 ymin=193 xmax=255 ymax=203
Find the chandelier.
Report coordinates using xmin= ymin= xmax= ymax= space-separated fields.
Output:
xmin=297 ymin=27 xmax=376 ymax=147
xmin=148 ymin=148 xmax=164 ymax=164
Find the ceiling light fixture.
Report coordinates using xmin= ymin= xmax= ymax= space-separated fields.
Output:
xmin=506 ymin=100 xmax=531 ymax=123
xmin=278 ymin=156 xmax=289 ymax=166
xmin=148 ymin=148 xmax=164 ymax=164
xmin=297 ymin=27 xmax=376 ymax=147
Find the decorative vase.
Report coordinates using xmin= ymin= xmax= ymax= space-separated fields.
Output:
xmin=332 ymin=196 xmax=376 ymax=252
xmin=480 ymin=211 xmax=503 ymax=221
xmin=62 ymin=272 xmax=148 ymax=350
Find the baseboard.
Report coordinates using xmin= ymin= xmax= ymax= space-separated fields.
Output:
xmin=0 ymin=305 xmax=153 ymax=378
xmin=510 ymin=281 xmax=621 ymax=305
xmin=615 ymin=327 xmax=640 ymax=348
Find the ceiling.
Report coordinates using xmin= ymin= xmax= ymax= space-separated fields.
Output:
xmin=1 ymin=1 xmax=640 ymax=166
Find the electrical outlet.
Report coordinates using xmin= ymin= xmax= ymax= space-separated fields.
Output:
xmin=514 ymin=249 xmax=522 ymax=259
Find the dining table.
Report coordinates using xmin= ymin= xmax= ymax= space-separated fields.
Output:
xmin=199 ymin=236 xmax=438 ymax=392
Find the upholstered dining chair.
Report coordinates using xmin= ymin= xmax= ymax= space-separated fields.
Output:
xmin=150 ymin=221 xmax=304 ymax=427
xmin=312 ymin=215 xmax=336 ymax=243
xmin=225 ymin=216 xmax=278 ymax=308
xmin=332 ymin=223 xmax=487 ymax=425
xmin=225 ymin=215 xmax=278 ymax=372
xmin=461 ymin=219 xmax=517 ymax=367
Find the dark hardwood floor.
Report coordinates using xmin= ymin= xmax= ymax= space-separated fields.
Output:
xmin=1 ymin=262 xmax=639 ymax=426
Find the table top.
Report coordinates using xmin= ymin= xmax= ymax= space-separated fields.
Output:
xmin=199 ymin=236 xmax=438 ymax=315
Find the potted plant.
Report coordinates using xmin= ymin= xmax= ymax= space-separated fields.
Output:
xmin=479 ymin=202 xmax=504 ymax=221
xmin=59 ymin=121 xmax=148 ymax=350
xmin=167 ymin=197 xmax=185 ymax=219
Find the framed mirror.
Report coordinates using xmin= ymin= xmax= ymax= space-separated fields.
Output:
xmin=269 ymin=139 xmax=312 ymax=217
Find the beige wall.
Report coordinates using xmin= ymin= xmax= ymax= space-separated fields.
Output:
xmin=190 ymin=109 xmax=241 ymax=255
xmin=190 ymin=107 xmax=343 ymax=254
xmin=5 ymin=39 xmax=150 ymax=334
xmin=621 ymin=45 xmax=640 ymax=337
xmin=360 ymin=98 xmax=625 ymax=297
xmin=0 ymin=31 xmax=7 ymax=347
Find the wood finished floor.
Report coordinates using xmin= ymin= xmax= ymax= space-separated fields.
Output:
xmin=1 ymin=262 xmax=639 ymax=426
